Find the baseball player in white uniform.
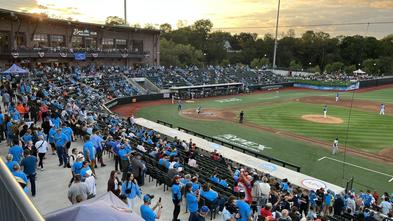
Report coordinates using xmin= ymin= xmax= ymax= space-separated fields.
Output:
xmin=323 ymin=105 xmax=328 ymax=118
xmin=380 ymin=103 xmax=385 ymax=115
xmin=335 ymin=92 xmax=340 ymax=102
xmin=332 ymin=137 xmax=339 ymax=154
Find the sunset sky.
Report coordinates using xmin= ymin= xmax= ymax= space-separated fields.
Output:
xmin=1 ymin=0 xmax=393 ymax=38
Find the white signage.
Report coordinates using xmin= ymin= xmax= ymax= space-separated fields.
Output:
xmin=73 ymin=28 xmax=97 ymax=37
xmin=301 ymin=179 xmax=327 ymax=190
xmin=215 ymin=98 xmax=242 ymax=103
xmin=213 ymin=134 xmax=272 ymax=152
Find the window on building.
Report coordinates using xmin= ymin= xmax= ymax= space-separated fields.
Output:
xmin=132 ymin=40 xmax=143 ymax=53
xmin=0 ymin=32 xmax=10 ymax=52
xmin=71 ymin=36 xmax=83 ymax=48
xmin=50 ymin=35 xmax=65 ymax=47
xmin=16 ymin=32 xmax=26 ymax=48
xmin=102 ymin=38 xmax=114 ymax=49
xmin=33 ymin=34 xmax=48 ymax=48
xmin=85 ymin=37 xmax=97 ymax=49
xmin=115 ymin=39 xmax=127 ymax=49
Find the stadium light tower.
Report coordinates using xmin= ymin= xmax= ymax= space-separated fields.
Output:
xmin=124 ymin=0 xmax=127 ymax=25
xmin=272 ymin=0 xmax=281 ymax=69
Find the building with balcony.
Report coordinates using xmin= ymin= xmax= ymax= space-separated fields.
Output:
xmin=0 ymin=8 xmax=160 ymax=68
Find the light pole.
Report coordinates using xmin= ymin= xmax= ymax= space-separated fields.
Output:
xmin=272 ymin=0 xmax=281 ymax=69
xmin=124 ymin=0 xmax=127 ymax=25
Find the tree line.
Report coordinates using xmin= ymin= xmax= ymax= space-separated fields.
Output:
xmin=159 ymin=19 xmax=393 ymax=75
xmin=104 ymin=17 xmax=393 ymax=75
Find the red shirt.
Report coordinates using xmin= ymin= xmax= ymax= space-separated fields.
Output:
xmin=260 ymin=208 xmax=272 ymax=217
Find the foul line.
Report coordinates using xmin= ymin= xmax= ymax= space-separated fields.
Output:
xmin=318 ymin=156 xmax=393 ymax=182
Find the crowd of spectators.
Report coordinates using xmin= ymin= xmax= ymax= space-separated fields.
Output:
xmin=1 ymin=64 xmax=392 ymax=221
xmin=290 ymin=72 xmax=377 ymax=83
xmin=125 ymin=65 xmax=288 ymax=89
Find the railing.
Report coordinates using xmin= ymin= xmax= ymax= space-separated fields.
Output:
xmin=8 ymin=48 xmax=148 ymax=59
xmin=176 ymin=126 xmax=301 ymax=172
xmin=0 ymin=158 xmax=44 ymax=221
xmin=156 ymin=120 xmax=173 ymax=128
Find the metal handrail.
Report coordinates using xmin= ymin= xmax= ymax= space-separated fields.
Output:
xmin=0 ymin=158 xmax=44 ymax=221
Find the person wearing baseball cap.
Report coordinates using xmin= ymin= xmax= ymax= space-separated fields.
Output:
xmin=193 ymin=206 xmax=210 ymax=221
xmin=140 ymin=194 xmax=162 ymax=221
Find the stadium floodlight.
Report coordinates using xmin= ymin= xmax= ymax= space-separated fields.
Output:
xmin=272 ymin=0 xmax=281 ymax=69
xmin=124 ymin=0 xmax=127 ymax=25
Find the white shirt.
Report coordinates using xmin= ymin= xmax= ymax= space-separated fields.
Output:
xmin=379 ymin=201 xmax=392 ymax=215
xmin=137 ymin=144 xmax=147 ymax=153
xmin=84 ymin=176 xmax=96 ymax=196
xmin=188 ymin=159 xmax=198 ymax=168
xmin=35 ymin=140 xmax=48 ymax=153
xmin=259 ymin=182 xmax=271 ymax=196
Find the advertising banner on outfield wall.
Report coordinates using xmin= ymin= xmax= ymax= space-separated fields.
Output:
xmin=293 ymin=82 xmax=359 ymax=91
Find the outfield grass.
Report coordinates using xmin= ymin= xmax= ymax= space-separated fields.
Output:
xmin=342 ymin=87 xmax=393 ymax=104
xmin=135 ymin=87 xmax=393 ymax=193
xmin=137 ymin=103 xmax=393 ymax=193
xmin=244 ymin=102 xmax=393 ymax=152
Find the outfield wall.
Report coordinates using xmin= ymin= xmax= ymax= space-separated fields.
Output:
xmin=293 ymin=82 xmax=360 ymax=91
xmin=105 ymin=93 xmax=171 ymax=109
xmin=359 ymin=77 xmax=393 ymax=88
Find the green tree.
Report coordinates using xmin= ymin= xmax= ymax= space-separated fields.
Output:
xmin=362 ymin=58 xmax=381 ymax=75
xmin=308 ymin=65 xmax=321 ymax=73
xmin=160 ymin=38 xmax=203 ymax=67
xmin=251 ymin=57 xmax=270 ymax=68
xmin=105 ymin=16 xmax=126 ymax=25
xmin=344 ymin=65 xmax=356 ymax=74
xmin=325 ymin=62 xmax=344 ymax=74
xmin=144 ymin=23 xmax=156 ymax=30
xmin=159 ymin=23 xmax=172 ymax=33
xmin=289 ymin=60 xmax=302 ymax=70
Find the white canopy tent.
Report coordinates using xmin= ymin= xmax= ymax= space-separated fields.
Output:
xmin=353 ymin=69 xmax=366 ymax=74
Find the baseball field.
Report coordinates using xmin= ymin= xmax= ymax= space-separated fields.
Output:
xmin=112 ymin=86 xmax=393 ymax=193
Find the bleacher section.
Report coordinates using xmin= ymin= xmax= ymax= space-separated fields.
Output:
xmin=134 ymin=118 xmax=345 ymax=194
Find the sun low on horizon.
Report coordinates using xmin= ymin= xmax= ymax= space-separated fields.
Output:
xmin=1 ymin=0 xmax=393 ymax=38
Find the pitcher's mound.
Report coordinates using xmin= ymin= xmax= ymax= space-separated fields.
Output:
xmin=302 ymin=114 xmax=343 ymax=124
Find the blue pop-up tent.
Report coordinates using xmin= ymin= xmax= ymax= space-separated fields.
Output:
xmin=2 ymin=64 xmax=29 ymax=75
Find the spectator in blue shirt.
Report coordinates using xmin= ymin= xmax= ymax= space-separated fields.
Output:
xmin=0 ymin=110 xmax=4 ymax=141
xmin=20 ymin=149 xmax=37 ymax=196
xmin=185 ymin=182 xmax=200 ymax=220
xmin=83 ymin=135 xmax=96 ymax=175
xmin=171 ymin=176 xmax=182 ymax=221
xmin=9 ymin=140 xmax=24 ymax=163
xmin=5 ymin=154 xmax=18 ymax=172
xmin=236 ymin=191 xmax=251 ymax=221
xmin=140 ymin=194 xmax=162 ymax=221
xmin=48 ymin=127 xmax=57 ymax=155
xmin=62 ymin=124 xmax=73 ymax=152
xmin=210 ymin=173 xmax=220 ymax=184
xmin=80 ymin=161 xmax=92 ymax=177
xmin=69 ymin=153 xmax=84 ymax=187
xmin=21 ymin=129 xmax=33 ymax=146
xmin=192 ymin=177 xmax=201 ymax=193
xmin=107 ymin=136 xmax=120 ymax=170
xmin=12 ymin=163 xmax=29 ymax=193
xmin=121 ymin=173 xmax=142 ymax=211
xmin=200 ymin=183 xmax=226 ymax=213
xmin=51 ymin=115 xmax=61 ymax=128
xmin=118 ymin=142 xmax=131 ymax=181
xmin=54 ymin=129 xmax=68 ymax=167
xmin=90 ymin=130 xmax=106 ymax=167
xmin=6 ymin=119 xmax=14 ymax=145
xmin=219 ymin=179 xmax=228 ymax=188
